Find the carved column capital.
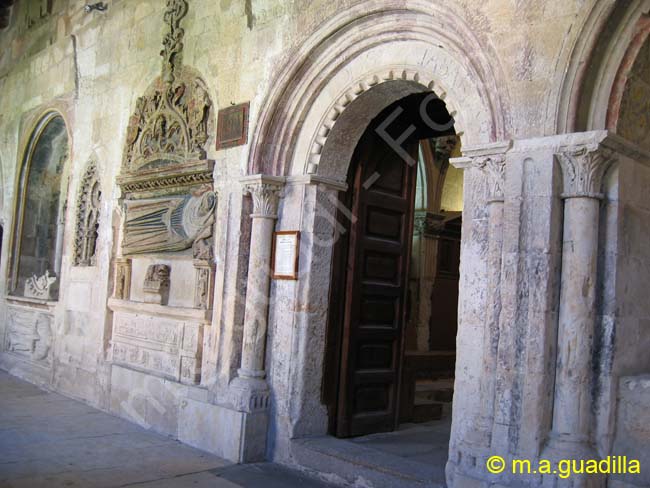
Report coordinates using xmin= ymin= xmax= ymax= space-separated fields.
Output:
xmin=474 ymin=155 xmax=506 ymax=202
xmin=241 ymin=177 xmax=284 ymax=219
xmin=434 ymin=135 xmax=459 ymax=161
xmin=557 ymin=144 xmax=616 ymax=199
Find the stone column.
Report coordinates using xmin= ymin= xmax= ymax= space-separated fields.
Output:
xmin=238 ymin=177 xmax=283 ymax=381
xmin=473 ymin=154 xmax=506 ymax=448
xmin=545 ymin=144 xmax=614 ymax=473
xmin=230 ymin=176 xmax=283 ymax=397
xmin=228 ymin=175 xmax=283 ymax=462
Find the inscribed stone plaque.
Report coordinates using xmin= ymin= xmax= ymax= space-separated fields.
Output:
xmin=216 ymin=102 xmax=249 ymax=150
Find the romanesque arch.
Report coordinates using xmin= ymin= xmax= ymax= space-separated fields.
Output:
xmin=247 ymin=0 xmax=509 ymax=178
xmin=557 ymin=0 xmax=650 ymax=134
xmin=249 ymin=2 xmax=509 ymax=468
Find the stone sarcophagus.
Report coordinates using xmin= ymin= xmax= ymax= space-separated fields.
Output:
xmin=108 ymin=298 xmax=208 ymax=385
xmin=109 ymin=0 xmax=215 ymax=386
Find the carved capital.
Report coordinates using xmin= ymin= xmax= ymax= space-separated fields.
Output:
xmin=243 ymin=181 xmax=283 ymax=219
xmin=557 ymin=145 xmax=615 ymax=199
xmin=434 ymin=135 xmax=459 ymax=161
xmin=474 ymin=155 xmax=506 ymax=202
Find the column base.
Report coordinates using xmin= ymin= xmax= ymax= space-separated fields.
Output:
xmin=542 ymin=434 xmax=605 ymax=488
xmin=227 ymin=375 xmax=271 ymax=463
xmin=229 ymin=375 xmax=270 ymax=413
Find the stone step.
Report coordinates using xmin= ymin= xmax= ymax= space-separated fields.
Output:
xmin=290 ymin=436 xmax=446 ymax=488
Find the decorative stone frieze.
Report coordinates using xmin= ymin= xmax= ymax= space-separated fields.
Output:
xmin=143 ymin=264 xmax=171 ymax=305
xmin=108 ymin=298 xmax=208 ymax=385
xmin=74 ymin=160 xmax=101 ymax=266
xmin=557 ymin=144 xmax=615 ymax=199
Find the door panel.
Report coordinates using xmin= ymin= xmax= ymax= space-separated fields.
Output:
xmin=336 ymin=131 xmax=418 ymax=438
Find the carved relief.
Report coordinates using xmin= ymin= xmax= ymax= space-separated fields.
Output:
xmin=111 ymin=310 xmax=203 ymax=385
xmin=117 ymin=0 xmax=215 ymax=259
xmin=24 ymin=271 xmax=57 ymax=300
xmin=475 ymin=155 xmax=506 ymax=202
xmin=122 ymin=76 xmax=212 ymax=175
xmin=161 ymin=0 xmax=189 ymax=85
xmin=5 ymin=307 xmax=53 ymax=364
xmin=193 ymin=260 xmax=214 ymax=310
xmin=122 ymin=189 xmax=215 ymax=257
xmin=74 ymin=161 xmax=101 ymax=266
xmin=114 ymin=258 xmax=132 ymax=300
xmin=143 ymin=264 xmax=171 ymax=305
xmin=557 ymin=145 xmax=615 ymax=199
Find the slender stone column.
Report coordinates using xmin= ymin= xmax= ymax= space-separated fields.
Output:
xmin=473 ymin=155 xmax=506 ymax=448
xmin=227 ymin=175 xmax=284 ymax=463
xmin=546 ymin=144 xmax=614 ymax=469
xmin=237 ymin=176 xmax=283 ymax=383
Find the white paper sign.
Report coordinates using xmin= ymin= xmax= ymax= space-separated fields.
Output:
xmin=273 ymin=232 xmax=299 ymax=279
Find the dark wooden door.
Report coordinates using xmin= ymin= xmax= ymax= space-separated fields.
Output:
xmin=335 ymin=131 xmax=418 ymax=438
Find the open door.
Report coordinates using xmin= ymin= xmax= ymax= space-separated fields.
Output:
xmin=334 ymin=129 xmax=418 ymax=437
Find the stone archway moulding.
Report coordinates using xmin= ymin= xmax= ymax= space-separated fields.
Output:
xmin=556 ymin=0 xmax=650 ymax=133
xmin=248 ymin=0 xmax=509 ymax=178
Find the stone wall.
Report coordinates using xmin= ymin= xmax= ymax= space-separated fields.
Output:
xmin=0 ymin=1 xmax=648 ymax=486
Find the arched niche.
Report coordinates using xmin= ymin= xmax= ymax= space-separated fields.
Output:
xmin=10 ymin=112 xmax=70 ymax=300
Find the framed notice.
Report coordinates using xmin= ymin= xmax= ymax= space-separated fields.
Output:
xmin=272 ymin=231 xmax=300 ymax=280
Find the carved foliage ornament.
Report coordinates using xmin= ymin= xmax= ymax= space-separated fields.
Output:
xmin=556 ymin=145 xmax=615 ymax=199
xmin=74 ymin=161 xmax=101 ymax=266
xmin=244 ymin=183 xmax=282 ymax=218
xmin=161 ymin=0 xmax=188 ymax=85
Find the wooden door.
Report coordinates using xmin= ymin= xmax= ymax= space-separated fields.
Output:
xmin=335 ymin=130 xmax=418 ymax=438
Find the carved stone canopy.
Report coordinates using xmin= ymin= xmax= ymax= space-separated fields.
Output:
xmin=117 ymin=68 xmax=214 ymax=197
xmin=117 ymin=0 xmax=216 ymax=261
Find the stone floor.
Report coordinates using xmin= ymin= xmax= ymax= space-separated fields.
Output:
xmin=0 ymin=371 xmax=334 ymax=488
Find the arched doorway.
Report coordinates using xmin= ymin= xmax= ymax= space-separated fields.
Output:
xmin=322 ymin=90 xmax=461 ymax=458
xmin=248 ymin=4 xmax=508 ymax=481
